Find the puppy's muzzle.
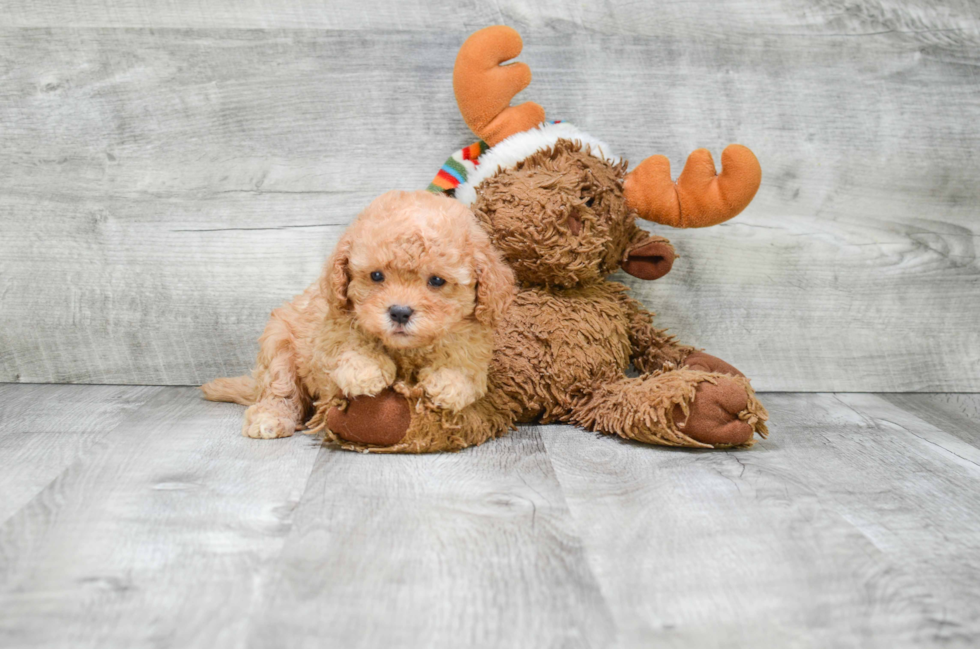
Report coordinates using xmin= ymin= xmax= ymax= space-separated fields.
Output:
xmin=388 ymin=305 xmax=414 ymax=325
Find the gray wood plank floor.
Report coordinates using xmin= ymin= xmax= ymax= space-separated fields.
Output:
xmin=1 ymin=385 xmax=978 ymax=648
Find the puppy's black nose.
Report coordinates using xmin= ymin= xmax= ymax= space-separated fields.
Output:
xmin=388 ymin=305 xmax=414 ymax=325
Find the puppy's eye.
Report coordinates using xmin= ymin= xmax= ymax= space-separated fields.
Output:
xmin=427 ymin=276 xmax=447 ymax=288
xmin=584 ymin=196 xmax=595 ymax=208
xmin=370 ymin=271 xmax=384 ymax=283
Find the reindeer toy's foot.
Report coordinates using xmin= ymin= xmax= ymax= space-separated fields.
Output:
xmin=674 ymin=353 xmax=767 ymax=446
xmin=322 ymin=389 xmax=412 ymax=447
xmin=569 ymin=352 xmax=767 ymax=449
xmin=314 ymin=386 xmax=518 ymax=454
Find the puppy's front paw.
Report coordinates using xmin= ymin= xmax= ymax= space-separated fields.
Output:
xmin=420 ymin=368 xmax=484 ymax=412
xmin=333 ymin=351 xmax=396 ymax=398
xmin=243 ymin=405 xmax=295 ymax=439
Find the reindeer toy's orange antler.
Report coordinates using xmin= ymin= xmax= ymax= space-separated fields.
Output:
xmin=453 ymin=25 xmax=546 ymax=147
xmin=624 ymin=145 xmax=762 ymax=228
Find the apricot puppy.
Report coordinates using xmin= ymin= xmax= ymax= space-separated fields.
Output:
xmin=202 ymin=190 xmax=515 ymax=439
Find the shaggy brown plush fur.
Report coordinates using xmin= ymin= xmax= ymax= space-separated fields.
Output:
xmin=326 ymin=140 xmax=768 ymax=452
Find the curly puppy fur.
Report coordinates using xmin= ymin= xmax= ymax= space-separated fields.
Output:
xmin=201 ymin=190 xmax=515 ymax=439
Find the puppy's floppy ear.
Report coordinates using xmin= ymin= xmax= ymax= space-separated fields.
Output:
xmin=472 ymin=233 xmax=516 ymax=327
xmin=322 ymin=233 xmax=354 ymax=312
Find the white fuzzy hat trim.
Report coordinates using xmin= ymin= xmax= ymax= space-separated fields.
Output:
xmin=454 ymin=122 xmax=619 ymax=206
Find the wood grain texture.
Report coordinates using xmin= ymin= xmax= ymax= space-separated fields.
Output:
xmin=1 ymin=1 xmax=979 ymax=389
xmin=252 ymin=428 xmax=614 ymax=649
xmin=0 ymin=384 xmax=159 ymax=524
xmin=880 ymin=393 xmax=980 ymax=449
xmin=541 ymin=393 xmax=980 ymax=647
xmin=4 ymin=0 xmax=979 ymax=35
xmin=0 ymin=386 xmax=321 ymax=648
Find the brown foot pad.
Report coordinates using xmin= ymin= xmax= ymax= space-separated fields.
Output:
xmin=672 ymin=376 xmax=753 ymax=446
xmin=682 ymin=352 xmax=745 ymax=377
xmin=326 ymin=389 xmax=411 ymax=446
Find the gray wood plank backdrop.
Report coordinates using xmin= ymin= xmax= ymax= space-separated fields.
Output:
xmin=1 ymin=0 xmax=978 ymax=390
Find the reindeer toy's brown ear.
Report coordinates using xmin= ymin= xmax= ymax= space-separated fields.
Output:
xmin=624 ymin=145 xmax=762 ymax=228
xmin=622 ymin=233 xmax=676 ymax=281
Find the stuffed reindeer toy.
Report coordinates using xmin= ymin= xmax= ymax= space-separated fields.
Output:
xmin=323 ymin=25 xmax=769 ymax=452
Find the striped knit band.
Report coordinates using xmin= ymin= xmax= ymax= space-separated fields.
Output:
xmin=426 ymin=140 xmax=488 ymax=195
